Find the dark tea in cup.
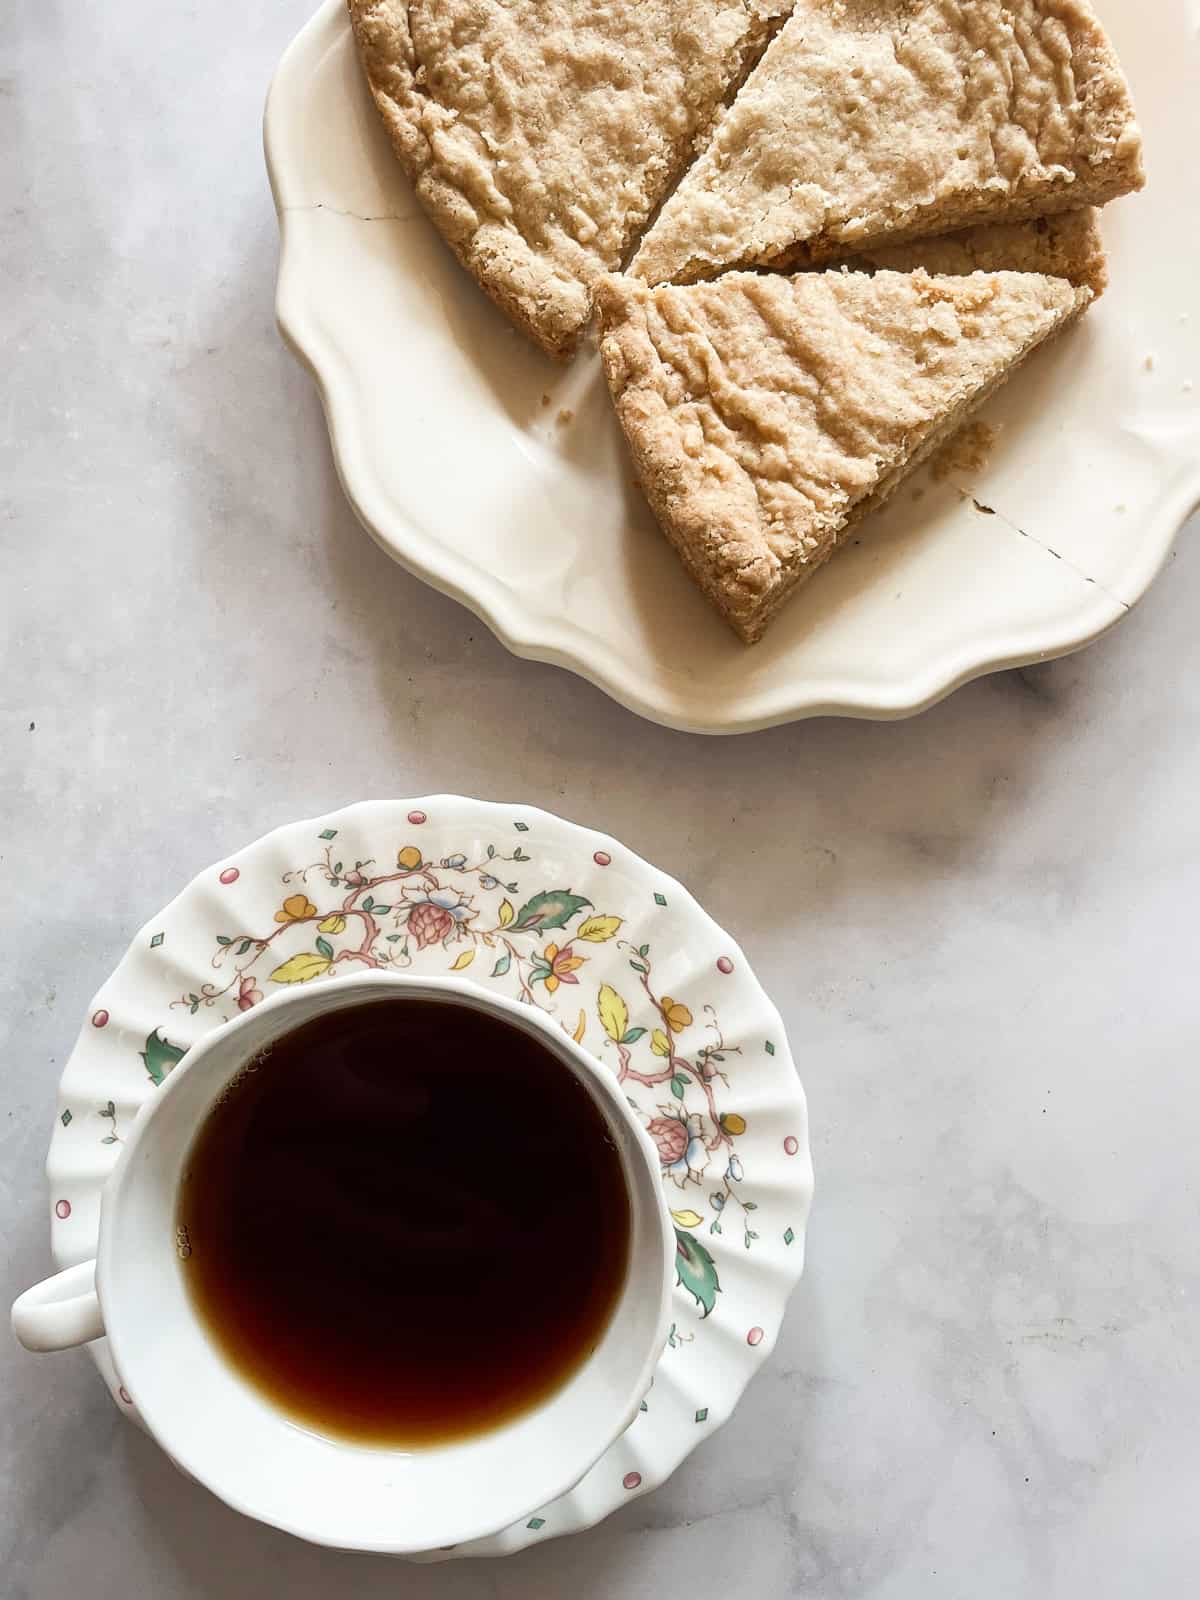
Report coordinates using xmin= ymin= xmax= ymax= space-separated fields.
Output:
xmin=177 ymin=997 xmax=631 ymax=1445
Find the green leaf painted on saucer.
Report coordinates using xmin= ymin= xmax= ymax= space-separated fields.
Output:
xmin=511 ymin=889 xmax=591 ymax=933
xmin=674 ymin=1229 xmax=719 ymax=1319
xmin=140 ymin=1028 xmax=186 ymax=1086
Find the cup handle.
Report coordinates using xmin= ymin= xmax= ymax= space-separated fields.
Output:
xmin=11 ymin=1260 xmax=104 ymax=1352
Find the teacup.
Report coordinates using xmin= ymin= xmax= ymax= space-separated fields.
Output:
xmin=11 ymin=972 xmax=673 ymax=1554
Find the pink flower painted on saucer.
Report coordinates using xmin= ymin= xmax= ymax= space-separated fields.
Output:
xmin=531 ymin=942 xmax=585 ymax=994
xmin=650 ymin=1111 xmax=708 ymax=1189
xmin=237 ymin=976 xmax=263 ymax=1012
xmin=403 ymin=885 xmax=474 ymax=949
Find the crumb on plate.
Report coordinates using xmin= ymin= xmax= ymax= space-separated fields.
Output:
xmin=931 ymin=419 xmax=1000 ymax=481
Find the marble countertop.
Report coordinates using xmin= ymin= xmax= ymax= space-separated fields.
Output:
xmin=3 ymin=4 xmax=1198 ymax=1596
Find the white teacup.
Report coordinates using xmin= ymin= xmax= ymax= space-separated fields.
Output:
xmin=12 ymin=973 xmax=673 ymax=1554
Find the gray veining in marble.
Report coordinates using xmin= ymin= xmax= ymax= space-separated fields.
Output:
xmin=3 ymin=4 xmax=1199 ymax=1596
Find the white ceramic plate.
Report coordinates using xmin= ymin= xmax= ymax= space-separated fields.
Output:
xmin=264 ymin=1 xmax=1198 ymax=734
xmin=45 ymin=798 xmax=813 ymax=1559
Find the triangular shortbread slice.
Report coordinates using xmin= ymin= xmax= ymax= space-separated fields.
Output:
xmin=844 ymin=209 xmax=1108 ymax=297
xmin=596 ymin=268 xmax=1090 ymax=641
xmin=632 ymin=0 xmax=1142 ymax=288
xmin=348 ymin=0 xmax=791 ymax=357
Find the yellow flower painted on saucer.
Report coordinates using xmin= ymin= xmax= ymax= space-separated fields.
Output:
xmin=396 ymin=845 xmax=422 ymax=871
xmin=318 ymin=914 xmax=346 ymax=935
xmin=720 ymin=1112 xmax=746 ymax=1137
xmin=661 ymin=996 xmax=693 ymax=1033
xmin=542 ymin=942 xmax=585 ymax=995
xmin=650 ymin=1028 xmax=671 ymax=1057
xmin=274 ymin=893 xmax=317 ymax=924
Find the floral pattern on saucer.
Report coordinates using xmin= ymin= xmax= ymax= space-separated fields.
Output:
xmin=46 ymin=798 xmax=813 ymax=1559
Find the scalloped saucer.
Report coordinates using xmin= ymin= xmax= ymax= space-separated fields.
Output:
xmin=264 ymin=0 xmax=1198 ymax=734
xmin=45 ymin=798 xmax=813 ymax=1559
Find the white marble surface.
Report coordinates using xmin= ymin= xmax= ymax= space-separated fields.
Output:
xmin=3 ymin=4 xmax=1199 ymax=1595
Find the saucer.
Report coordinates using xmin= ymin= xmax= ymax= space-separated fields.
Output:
xmin=45 ymin=798 xmax=813 ymax=1558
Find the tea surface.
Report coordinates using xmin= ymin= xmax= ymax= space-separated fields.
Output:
xmin=178 ymin=998 xmax=631 ymax=1445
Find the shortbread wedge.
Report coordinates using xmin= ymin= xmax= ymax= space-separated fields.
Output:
xmin=348 ymin=0 xmax=791 ymax=357
xmin=844 ymin=209 xmax=1108 ymax=297
xmin=632 ymin=0 xmax=1142 ymax=288
xmin=596 ymin=269 xmax=1091 ymax=642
